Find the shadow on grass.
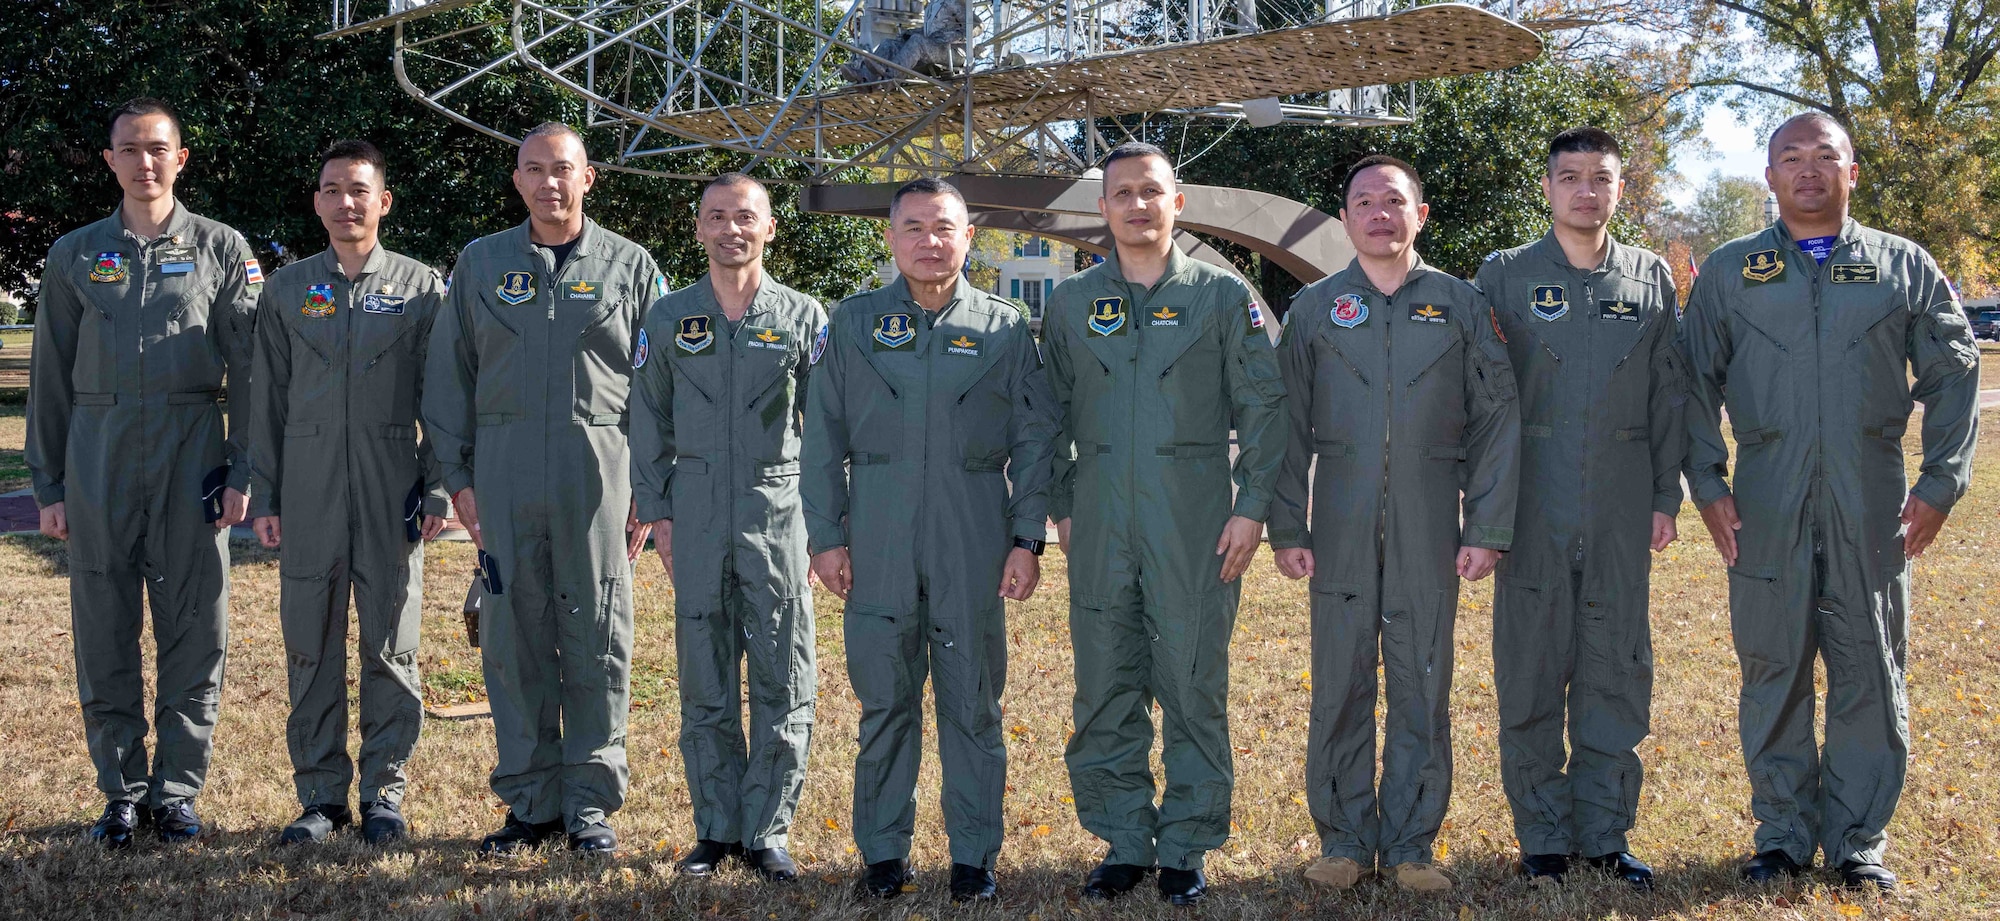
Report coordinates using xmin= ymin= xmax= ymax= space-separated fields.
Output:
xmin=1 ymin=825 xmax=1870 ymax=921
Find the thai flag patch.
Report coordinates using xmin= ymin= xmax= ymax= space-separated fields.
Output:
xmin=1247 ymin=301 xmax=1265 ymax=329
xmin=244 ymin=259 xmax=264 ymax=286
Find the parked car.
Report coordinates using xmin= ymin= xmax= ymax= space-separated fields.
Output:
xmin=1974 ymin=309 xmax=2000 ymax=341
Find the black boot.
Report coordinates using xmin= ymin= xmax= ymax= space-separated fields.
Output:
xmin=478 ymin=811 xmax=561 ymax=856
xmin=1157 ymin=867 xmax=1208 ymax=905
xmin=152 ymin=801 xmax=202 ymax=844
xmin=1520 ymin=853 xmax=1568 ymax=884
xmin=746 ymin=846 xmax=799 ymax=882
xmin=677 ymin=839 xmax=741 ymax=876
xmin=360 ymin=800 xmax=407 ymax=845
xmin=1838 ymin=861 xmax=1897 ymax=892
xmin=1587 ymin=851 xmax=1654 ymax=891
xmin=87 ymin=801 xmax=142 ymax=849
xmin=567 ymin=822 xmax=616 ymax=855
xmin=278 ymin=803 xmax=352 ymax=845
xmin=858 ymin=858 xmax=914 ymax=899
xmin=1740 ymin=849 xmax=1806 ymax=883
xmin=1082 ymin=860 xmax=1153 ymax=900
xmin=950 ymin=864 xmax=998 ymax=903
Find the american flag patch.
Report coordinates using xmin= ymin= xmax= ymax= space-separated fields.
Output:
xmin=244 ymin=259 xmax=264 ymax=285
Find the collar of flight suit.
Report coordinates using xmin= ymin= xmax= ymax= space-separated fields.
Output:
xmin=693 ymin=271 xmax=783 ymax=328
xmin=1764 ymin=214 xmax=1865 ymax=255
xmin=104 ymin=196 xmax=196 ymax=247
xmin=310 ymin=241 xmax=393 ymax=283
xmin=1526 ymin=229 xmax=1635 ymax=280
xmin=890 ymin=272 xmax=969 ymax=324
xmin=506 ymin=215 xmax=605 ymax=262
xmin=1334 ymin=253 xmax=1436 ymax=297
xmin=1098 ymin=243 xmax=1196 ymax=294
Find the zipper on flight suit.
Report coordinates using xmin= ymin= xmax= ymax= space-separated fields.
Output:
xmin=1378 ymin=287 xmax=1395 ymax=587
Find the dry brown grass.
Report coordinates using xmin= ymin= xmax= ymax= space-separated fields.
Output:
xmin=1 ymin=416 xmax=1996 ymax=919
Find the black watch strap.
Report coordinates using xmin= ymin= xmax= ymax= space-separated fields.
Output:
xmin=1013 ymin=537 xmax=1046 ymax=556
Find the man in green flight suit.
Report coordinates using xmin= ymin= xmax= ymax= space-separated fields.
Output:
xmin=1043 ymin=142 xmax=1287 ymax=906
xmin=1683 ymin=112 xmax=1979 ymax=892
xmin=631 ymin=173 xmax=823 ymax=882
xmin=802 ymin=178 xmax=1055 ymax=904
xmin=1270 ymin=155 xmax=1520 ymax=894
xmin=1474 ymin=127 xmax=1684 ymax=889
xmin=248 ymin=140 xmax=449 ymax=847
xmin=27 ymin=98 xmax=260 ymax=847
xmin=423 ymin=122 xmax=666 ymax=856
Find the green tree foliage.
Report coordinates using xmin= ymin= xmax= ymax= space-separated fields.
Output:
xmin=0 ymin=1 xmax=885 ymax=307
xmin=1113 ymin=59 xmax=1652 ymax=307
xmin=1678 ymin=171 xmax=1770 ymax=261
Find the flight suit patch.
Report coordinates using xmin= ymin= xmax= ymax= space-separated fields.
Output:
xmin=1408 ymin=303 xmax=1447 ymax=324
xmin=1330 ymin=293 xmax=1368 ymax=328
xmin=1246 ymin=301 xmax=1266 ymax=335
xmin=362 ymin=293 xmax=406 ymax=315
xmin=633 ymin=328 xmax=651 ymax=368
xmin=746 ymin=326 xmax=790 ymax=350
xmin=497 ymin=271 xmax=536 ymax=305
xmin=157 ymin=245 xmax=196 ymax=275
xmin=1831 ymin=263 xmax=1879 ymax=284
xmin=563 ymin=279 xmax=602 ymax=300
xmin=301 ymin=284 xmax=337 ymax=318
xmin=90 ymin=252 xmax=127 ymax=283
xmin=945 ymin=335 xmax=980 ymax=356
xmin=1148 ymin=305 xmax=1183 ymax=327
xmin=1088 ymin=297 xmax=1127 ymax=336
xmin=1531 ymin=285 xmax=1568 ymax=321
xmin=677 ymin=315 xmax=715 ymax=354
xmin=244 ymin=259 xmax=264 ymax=286
xmin=1597 ymin=299 xmax=1641 ymax=322
xmin=1742 ymin=250 xmax=1784 ymax=284
xmin=809 ymin=323 xmax=829 ymax=365
xmin=873 ymin=313 xmax=915 ymax=350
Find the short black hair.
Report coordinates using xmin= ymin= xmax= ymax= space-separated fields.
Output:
xmin=703 ymin=172 xmax=769 ymax=205
xmin=319 ymin=139 xmax=387 ymax=183
xmin=1342 ymin=154 xmax=1423 ymax=205
xmin=1547 ymin=126 xmax=1622 ymax=173
xmin=889 ymin=177 xmax=966 ymax=219
xmin=1767 ymin=111 xmax=1854 ymax=162
xmin=521 ymin=121 xmax=588 ymax=158
xmin=1100 ymin=141 xmax=1173 ymax=176
xmin=107 ymin=97 xmax=183 ymax=146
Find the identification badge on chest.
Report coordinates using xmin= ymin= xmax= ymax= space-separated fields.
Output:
xmin=157 ymin=245 xmax=197 ymax=275
xmin=746 ymin=326 xmax=790 ymax=351
xmin=362 ymin=293 xmax=407 ymax=315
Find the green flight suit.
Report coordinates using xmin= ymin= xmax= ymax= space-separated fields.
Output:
xmin=25 ymin=200 xmax=259 ymax=808
xmin=1269 ymin=258 xmax=1520 ymax=868
xmin=423 ymin=219 xmax=665 ymax=833
xmin=248 ymin=246 xmax=447 ymax=810
xmin=801 ymin=276 xmax=1055 ymax=869
xmin=630 ymin=275 xmax=824 ymax=851
xmin=1044 ymin=249 xmax=1287 ymax=872
xmin=1682 ymin=218 xmax=1978 ymax=868
xmin=1474 ymin=234 xmax=1685 ymax=857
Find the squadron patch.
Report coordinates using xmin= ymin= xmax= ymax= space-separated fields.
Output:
xmin=676 ymin=315 xmax=715 ymax=354
xmin=1741 ymin=250 xmax=1785 ymax=284
xmin=1531 ymin=285 xmax=1568 ymax=321
xmin=1148 ymin=305 xmax=1183 ymax=327
xmin=301 ymin=284 xmax=337 ymax=318
xmin=90 ymin=252 xmax=127 ymax=284
xmin=809 ymin=322 xmax=830 ymax=366
xmin=1597 ymin=299 xmax=1641 ymax=322
xmin=1088 ymin=297 xmax=1127 ymax=337
xmin=361 ymin=293 xmax=406 ymax=316
xmin=1330 ymin=293 xmax=1368 ymax=329
xmin=497 ymin=271 xmax=536 ymax=305
xmin=1489 ymin=304 xmax=1508 ymax=344
xmin=1409 ymin=303 xmax=1447 ymax=324
xmin=945 ymin=335 xmax=980 ymax=356
xmin=1831 ymin=263 xmax=1879 ymax=284
xmin=747 ymin=326 xmax=789 ymax=351
xmin=632 ymin=328 xmax=650 ymax=368
xmin=873 ymin=313 xmax=915 ymax=350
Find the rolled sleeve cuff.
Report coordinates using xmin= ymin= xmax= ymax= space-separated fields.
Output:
xmin=1267 ymin=527 xmax=1308 ymax=550
xmin=1230 ymin=492 xmax=1272 ymax=523
xmin=442 ymin=466 xmax=475 ymax=498
xmin=634 ymin=494 xmax=672 ymax=524
xmin=1690 ymin=474 xmax=1732 ymax=509
xmin=35 ymin=483 xmax=66 ymax=508
xmin=1461 ymin=524 xmax=1513 ymax=551
xmin=1010 ymin=516 xmax=1047 ymax=542
xmin=808 ymin=537 xmax=846 ymax=556
xmin=1652 ymin=490 xmax=1683 ymax=518
xmin=247 ymin=498 xmax=277 ymax=520
xmin=226 ymin=463 xmax=253 ymax=494
xmin=1048 ymin=492 xmax=1073 ymax=523
xmin=1909 ymin=474 xmax=1961 ymax=515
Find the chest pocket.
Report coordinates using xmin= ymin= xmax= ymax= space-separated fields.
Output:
xmin=945 ymin=331 xmax=1011 ymax=471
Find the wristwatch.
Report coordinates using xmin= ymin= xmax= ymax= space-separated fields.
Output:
xmin=1013 ymin=537 xmax=1046 ymax=556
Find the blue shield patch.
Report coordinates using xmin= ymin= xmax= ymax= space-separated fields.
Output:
xmin=1088 ymin=297 xmax=1126 ymax=336
xmin=873 ymin=313 xmax=915 ymax=349
xmin=633 ymin=328 xmax=651 ymax=368
xmin=497 ymin=271 xmax=536 ymax=306
xmin=676 ymin=315 xmax=714 ymax=354
xmin=1330 ymin=293 xmax=1368 ymax=329
xmin=1531 ymin=285 xmax=1568 ymax=321
xmin=809 ymin=323 xmax=830 ymax=365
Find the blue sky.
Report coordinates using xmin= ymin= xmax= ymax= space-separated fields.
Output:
xmin=1668 ymin=103 xmax=1769 ymax=208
